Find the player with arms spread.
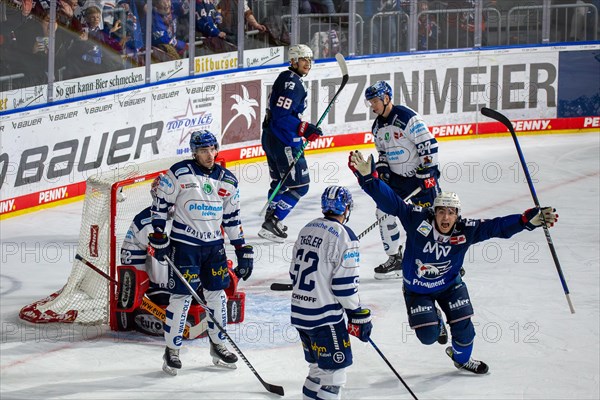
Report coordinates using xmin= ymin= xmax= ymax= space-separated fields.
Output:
xmin=148 ymin=130 xmax=254 ymax=375
xmin=349 ymin=150 xmax=558 ymax=374
xmin=290 ymin=186 xmax=373 ymax=399
xmin=258 ymin=44 xmax=323 ymax=243
xmin=365 ymin=81 xmax=441 ymax=280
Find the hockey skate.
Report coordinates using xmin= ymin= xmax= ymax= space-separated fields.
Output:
xmin=374 ymin=247 xmax=403 ymax=280
xmin=437 ymin=308 xmax=448 ymax=345
xmin=258 ymin=213 xmax=288 ymax=243
xmin=210 ymin=339 xmax=238 ymax=369
xmin=162 ymin=347 xmax=182 ymax=376
xmin=445 ymin=346 xmax=489 ymax=374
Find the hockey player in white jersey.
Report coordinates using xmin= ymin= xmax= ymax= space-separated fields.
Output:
xmin=365 ymin=80 xmax=442 ymax=280
xmin=290 ymin=186 xmax=372 ymax=400
xmin=148 ymin=130 xmax=254 ymax=375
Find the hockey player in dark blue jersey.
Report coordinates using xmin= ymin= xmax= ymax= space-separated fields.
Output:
xmin=365 ymin=80 xmax=442 ymax=280
xmin=348 ymin=150 xmax=558 ymax=374
xmin=258 ymin=44 xmax=323 ymax=243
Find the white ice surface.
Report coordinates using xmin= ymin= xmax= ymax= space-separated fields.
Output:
xmin=1 ymin=133 xmax=599 ymax=399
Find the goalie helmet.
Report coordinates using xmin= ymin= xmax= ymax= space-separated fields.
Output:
xmin=190 ymin=130 xmax=218 ymax=152
xmin=288 ymin=44 xmax=313 ymax=63
xmin=321 ymin=186 xmax=353 ymax=217
xmin=365 ymin=81 xmax=392 ymax=102
xmin=433 ymin=192 xmax=461 ymax=215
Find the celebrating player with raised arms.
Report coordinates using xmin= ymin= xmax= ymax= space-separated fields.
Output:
xmin=259 ymin=44 xmax=323 ymax=243
xmin=148 ymin=130 xmax=254 ymax=375
xmin=290 ymin=185 xmax=372 ymax=399
xmin=365 ymin=80 xmax=441 ymax=280
xmin=349 ymin=150 xmax=558 ymax=374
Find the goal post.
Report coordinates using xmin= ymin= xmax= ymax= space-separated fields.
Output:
xmin=19 ymin=156 xmax=186 ymax=328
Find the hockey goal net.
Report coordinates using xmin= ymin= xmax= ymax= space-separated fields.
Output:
xmin=19 ymin=156 xmax=186 ymax=328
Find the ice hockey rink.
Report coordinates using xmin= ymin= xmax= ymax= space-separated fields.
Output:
xmin=1 ymin=132 xmax=599 ymax=400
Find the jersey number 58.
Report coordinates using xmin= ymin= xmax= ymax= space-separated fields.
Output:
xmin=276 ymin=96 xmax=293 ymax=110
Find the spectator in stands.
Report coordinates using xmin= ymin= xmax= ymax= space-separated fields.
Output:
xmin=216 ymin=0 xmax=266 ymax=47
xmin=151 ymin=0 xmax=187 ymax=61
xmin=114 ymin=0 xmax=144 ymax=61
xmin=309 ymin=0 xmax=336 ymax=14
xmin=417 ymin=0 xmax=438 ymax=50
xmin=195 ymin=0 xmax=237 ymax=54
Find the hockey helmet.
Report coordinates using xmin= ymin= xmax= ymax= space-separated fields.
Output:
xmin=189 ymin=130 xmax=219 ymax=153
xmin=321 ymin=186 xmax=353 ymax=217
xmin=288 ymin=44 xmax=313 ymax=63
xmin=365 ymin=80 xmax=392 ymax=102
xmin=433 ymin=192 xmax=461 ymax=215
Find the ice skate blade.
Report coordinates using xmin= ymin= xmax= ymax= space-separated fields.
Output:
xmin=258 ymin=228 xmax=285 ymax=243
xmin=162 ymin=362 xmax=179 ymax=376
xmin=374 ymin=271 xmax=402 ymax=280
xmin=212 ymin=357 xmax=238 ymax=369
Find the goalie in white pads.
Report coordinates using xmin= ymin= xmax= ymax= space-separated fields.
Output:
xmin=365 ymin=81 xmax=441 ymax=280
xmin=290 ymin=186 xmax=372 ymax=400
xmin=349 ymin=150 xmax=559 ymax=374
xmin=148 ymin=130 xmax=254 ymax=375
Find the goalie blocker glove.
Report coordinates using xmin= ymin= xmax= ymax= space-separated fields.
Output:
xmin=297 ymin=121 xmax=322 ymax=142
xmin=521 ymin=207 xmax=558 ymax=231
xmin=234 ymin=245 xmax=254 ymax=281
xmin=347 ymin=308 xmax=373 ymax=342
xmin=147 ymin=232 xmax=170 ymax=261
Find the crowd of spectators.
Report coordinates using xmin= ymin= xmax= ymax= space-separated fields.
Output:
xmin=0 ymin=0 xmax=598 ymax=91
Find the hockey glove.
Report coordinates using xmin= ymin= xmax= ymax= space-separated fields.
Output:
xmin=347 ymin=308 xmax=373 ymax=343
xmin=147 ymin=232 xmax=170 ymax=261
xmin=521 ymin=207 xmax=558 ymax=231
xmin=376 ymin=160 xmax=391 ymax=183
xmin=415 ymin=167 xmax=438 ymax=190
xmin=348 ymin=150 xmax=377 ymax=186
xmin=298 ymin=121 xmax=322 ymax=142
xmin=234 ymin=245 xmax=254 ymax=281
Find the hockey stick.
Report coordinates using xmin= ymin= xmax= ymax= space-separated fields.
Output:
xmin=269 ymin=186 xmax=422 ymax=291
xmin=162 ymin=256 xmax=285 ymax=396
xmin=480 ymin=107 xmax=575 ymax=314
xmin=75 ymin=254 xmax=206 ymax=338
xmin=369 ymin=338 xmax=418 ymax=400
xmin=259 ymin=53 xmax=349 ymax=217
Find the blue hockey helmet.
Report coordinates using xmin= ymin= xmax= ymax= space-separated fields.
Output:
xmin=365 ymin=80 xmax=392 ymax=102
xmin=189 ymin=130 xmax=218 ymax=152
xmin=321 ymin=186 xmax=353 ymax=219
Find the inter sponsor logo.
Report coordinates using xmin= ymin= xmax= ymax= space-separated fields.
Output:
xmin=410 ymin=304 xmax=433 ymax=315
xmin=449 ymin=298 xmax=471 ymax=310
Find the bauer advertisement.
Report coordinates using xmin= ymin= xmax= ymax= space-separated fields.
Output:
xmin=1 ymin=45 xmax=599 ymax=217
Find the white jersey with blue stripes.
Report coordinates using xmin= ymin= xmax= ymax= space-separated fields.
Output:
xmin=372 ymin=104 xmax=439 ymax=177
xmin=289 ymin=216 xmax=362 ymax=330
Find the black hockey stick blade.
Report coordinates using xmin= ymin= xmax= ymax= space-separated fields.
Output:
xmin=270 ymin=282 xmax=293 ymax=291
xmin=481 ymin=107 xmax=515 ymax=133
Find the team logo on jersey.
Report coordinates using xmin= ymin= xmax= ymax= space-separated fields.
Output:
xmin=203 ymin=183 xmax=213 ymax=194
xmin=384 ymin=131 xmax=390 ymax=141
xmin=415 ymin=259 xmax=452 ymax=279
xmin=417 ymin=220 xmax=432 ymax=236
xmin=284 ymin=81 xmax=295 ymax=90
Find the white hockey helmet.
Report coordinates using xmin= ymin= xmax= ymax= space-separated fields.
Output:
xmin=288 ymin=44 xmax=313 ymax=63
xmin=433 ymin=192 xmax=461 ymax=215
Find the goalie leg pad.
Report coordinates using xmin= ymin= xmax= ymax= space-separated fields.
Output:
xmin=116 ymin=266 xmax=150 ymax=312
xmin=376 ymin=209 xmax=401 ymax=255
